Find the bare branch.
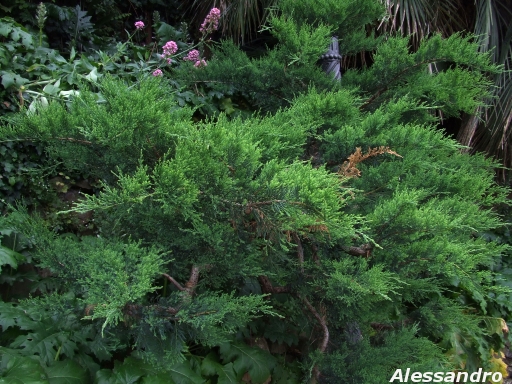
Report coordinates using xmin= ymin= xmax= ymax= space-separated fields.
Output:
xmin=342 ymin=243 xmax=373 ymax=257
xmin=258 ymin=275 xmax=290 ymax=294
xmin=300 ymin=296 xmax=329 ymax=353
xmin=162 ymin=273 xmax=186 ymax=291
xmin=292 ymin=232 xmax=304 ymax=272
xmin=185 ymin=265 xmax=200 ymax=295
xmin=299 ymin=296 xmax=329 ymax=383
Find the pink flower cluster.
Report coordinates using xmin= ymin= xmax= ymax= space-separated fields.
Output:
xmin=200 ymin=8 xmax=221 ymax=35
xmin=183 ymin=49 xmax=200 ymax=62
xmin=135 ymin=21 xmax=145 ymax=30
xmin=162 ymin=41 xmax=178 ymax=64
xmin=183 ymin=50 xmax=207 ymax=68
xmin=152 ymin=68 xmax=163 ymax=77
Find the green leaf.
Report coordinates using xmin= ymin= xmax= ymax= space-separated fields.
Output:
xmin=219 ymin=342 xmax=275 ymax=384
xmin=0 ymin=245 xmax=24 ymax=272
xmin=11 ymin=323 xmax=78 ymax=366
xmin=0 ymin=71 xmax=29 ymax=89
xmin=217 ymin=363 xmax=237 ymax=384
xmin=42 ymin=84 xmax=61 ymax=96
xmin=95 ymin=370 xmax=114 ymax=384
xmin=26 ymin=64 xmax=45 ymax=72
xmin=0 ymin=23 xmax=13 ymax=37
xmin=44 ymin=361 xmax=88 ymax=384
xmin=69 ymin=47 xmax=76 ymax=62
xmin=85 ymin=68 xmax=98 ymax=82
xmin=110 ymin=366 xmax=142 ymax=384
xmin=142 ymin=373 xmax=176 ymax=384
xmin=0 ymin=303 xmax=32 ymax=331
xmin=169 ymin=361 xmax=205 ymax=384
xmin=0 ymin=348 xmax=48 ymax=384
xmin=200 ymin=354 xmax=237 ymax=383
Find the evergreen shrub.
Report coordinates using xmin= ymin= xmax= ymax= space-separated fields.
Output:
xmin=0 ymin=0 xmax=511 ymax=382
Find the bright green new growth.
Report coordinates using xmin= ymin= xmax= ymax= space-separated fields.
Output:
xmin=0 ymin=0 xmax=510 ymax=382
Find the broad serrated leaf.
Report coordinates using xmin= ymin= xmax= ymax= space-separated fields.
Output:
xmin=219 ymin=342 xmax=275 ymax=384
xmin=0 ymin=302 xmax=33 ymax=331
xmin=44 ymin=360 xmax=87 ymax=384
xmin=0 ymin=349 xmax=47 ymax=384
xmin=217 ymin=363 xmax=237 ymax=384
xmin=9 ymin=28 xmax=33 ymax=46
xmin=200 ymin=354 xmax=236 ymax=383
xmin=200 ymin=353 xmax=220 ymax=376
xmin=142 ymin=373 xmax=176 ymax=384
xmin=0 ymin=246 xmax=24 ymax=272
xmin=109 ymin=368 xmax=142 ymax=384
xmin=0 ymin=71 xmax=29 ymax=89
xmin=0 ymin=24 xmax=12 ymax=37
xmin=11 ymin=325 xmax=78 ymax=366
xmin=95 ymin=369 xmax=114 ymax=384
xmin=169 ymin=360 xmax=205 ymax=384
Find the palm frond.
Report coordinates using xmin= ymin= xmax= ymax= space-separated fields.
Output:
xmin=189 ymin=0 xmax=276 ymax=44
xmin=467 ymin=2 xmax=512 ymax=175
xmin=379 ymin=0 xmax=465 ymax=45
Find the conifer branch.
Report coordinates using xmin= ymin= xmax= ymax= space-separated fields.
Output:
xmin=162 ymin=273 xmax=186 ymax=291
xmin=342 ymin=243 xmax=373 ymax=257
xmin=292 ymin=232 xmax=304 ymax=272
xmin=299 ymin=296 xmax=329 ymax=383
xmin=162 ymin=265 xmax=201 ymax=296
xmin=185 ymin=265 xmax=200 ymax=295
xmin=258 ymin=275 xmax=290 ymax=294
xmin=56 ymin=137 xmax=93 ymax=145
xmin=360 ymin=58 xmax=451 ymax=109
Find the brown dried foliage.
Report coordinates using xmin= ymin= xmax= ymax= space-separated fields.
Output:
xmin=339 ymin=146 xmax=402 ymax=177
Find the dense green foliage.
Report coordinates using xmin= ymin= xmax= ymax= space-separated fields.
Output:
xmin=1 ymin=0 xmax=512 ymax=383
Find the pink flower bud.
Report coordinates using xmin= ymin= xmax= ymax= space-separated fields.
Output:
xmin=194 ymin=59 xmax=207 ymax=68
xmin=135 ymin=21 xmax=145 ymax=30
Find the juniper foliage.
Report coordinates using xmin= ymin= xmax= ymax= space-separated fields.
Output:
xmin=0 ymin=0 xmax=510 ymax=382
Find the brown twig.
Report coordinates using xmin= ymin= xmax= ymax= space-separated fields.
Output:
xmin=56 ymin=137 xmax=93 ymax=145
xmin=162 ymin=265 xmax=201 ymax=297
xmin=341 ymin=243 xmax=373 ymax=257
xmin=299 ymin=295 xmax=329 ymax=383
xmin=185 ymin=265 xmax=200 ymax=295
xmin=162 ymin=273 xmax=186 ymax=291
xmin=292 ymin=232 xmax=304 ymax=272
xmin=258 ymin=275 xmax=290 ymax=294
